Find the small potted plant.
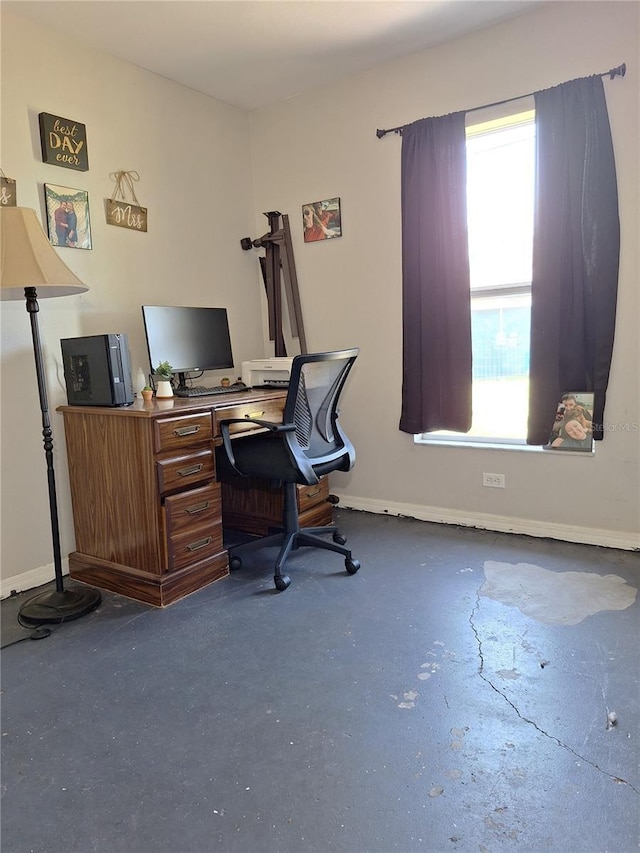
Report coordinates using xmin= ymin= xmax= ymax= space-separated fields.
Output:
xmin=154 ymin=361 xmax=174 ymax=398
xmin=141 ymin=385 xmax=153 ymax=402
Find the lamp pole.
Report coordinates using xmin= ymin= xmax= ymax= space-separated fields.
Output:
xmin=17 ymin=285 xmax=102 ymax=626
xmin=26 ymin=286 xmax=65 ymax=595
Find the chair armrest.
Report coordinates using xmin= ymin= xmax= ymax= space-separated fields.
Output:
xmin=218 ymin=417 xmax=295 ymax=475
xmin=219 ymin=417 xmax=295 ymax=433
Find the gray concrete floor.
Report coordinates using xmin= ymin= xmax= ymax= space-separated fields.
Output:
xmin=1 ymin=510 xmax=638 ymax=853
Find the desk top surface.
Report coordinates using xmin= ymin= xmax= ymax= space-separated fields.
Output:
xmin=57 ymin=387 xmax=287 ymax=419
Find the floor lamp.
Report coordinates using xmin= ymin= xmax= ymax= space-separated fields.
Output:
xmin=1 ymin=206 xmax=101 ymax=626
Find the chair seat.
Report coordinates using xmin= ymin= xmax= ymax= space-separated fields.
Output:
xmin=223 ymin=433 xmax=307 ymax=484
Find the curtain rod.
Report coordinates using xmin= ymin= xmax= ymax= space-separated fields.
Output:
xmin=376 ymin=62 xmax=626 ymax=139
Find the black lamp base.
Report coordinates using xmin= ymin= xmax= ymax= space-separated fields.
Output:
xmin=18 ymin=586 xmax=102 ymax=627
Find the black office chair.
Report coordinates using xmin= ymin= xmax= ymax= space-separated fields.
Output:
xmin=218 ymin=348 xmax=361 ymax=591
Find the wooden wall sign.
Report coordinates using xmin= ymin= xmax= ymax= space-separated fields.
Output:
xmin=1 ymin=176 xmax=17 ymax=206
xmin=106 ymin=171 xmax=147 ymax=232
xmin=39 ymin=112 xmax=89 ymax=171
xmin=106 ymin=199 xmax=148 ymax=232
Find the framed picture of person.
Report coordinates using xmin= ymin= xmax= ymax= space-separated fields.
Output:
xmin=546 ymin=392 xmax=594 ymax=452
xmin=302 ymin=197 xmax=342 ymax=243
xmin=44 ymin=184 xmax=92 ymax=250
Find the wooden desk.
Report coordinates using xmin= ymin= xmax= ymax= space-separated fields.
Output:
xmin=58 ymin=389 xmax=288 ymax=607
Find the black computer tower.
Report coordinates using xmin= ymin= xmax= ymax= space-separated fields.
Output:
xmin=61 ymin=333 xmax=134 ymax=407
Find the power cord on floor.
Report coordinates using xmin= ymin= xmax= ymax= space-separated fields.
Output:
xmin=1 ymin=626 xmax=53 ymax=649
xmin=1 ymin=597 xmax=68 ymax=649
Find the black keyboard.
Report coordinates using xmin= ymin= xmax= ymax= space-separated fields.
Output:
xmin=260 ymin=380 xmax=290 ymax=388
xmin=174 ymin=385 xmax=250 ymax=398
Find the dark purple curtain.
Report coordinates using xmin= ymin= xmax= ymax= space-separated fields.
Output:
xmin=528 ymin=76 xmax=620 ymax=444
xmin=399 ymin=112 xmax=472 ymax=434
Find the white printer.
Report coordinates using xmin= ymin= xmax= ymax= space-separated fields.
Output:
xmin=241 ymin=357 xmax=293 ymax=388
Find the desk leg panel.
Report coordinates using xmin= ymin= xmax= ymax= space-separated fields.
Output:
xmin=69 ymin=550 xmax=229 ymax=607
xmin=62 ymin=412 xmax=162 ymax=571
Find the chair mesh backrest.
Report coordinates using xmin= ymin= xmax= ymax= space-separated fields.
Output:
xmin=286 ymin=351 xmax=357 ymax=461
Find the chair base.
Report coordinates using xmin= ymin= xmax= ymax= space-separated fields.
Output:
xmin=227 ymin=483 xmax=360 ymax=591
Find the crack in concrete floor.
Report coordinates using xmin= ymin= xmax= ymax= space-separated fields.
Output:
xmin=469 ymin=591 xmax=640 ymax=795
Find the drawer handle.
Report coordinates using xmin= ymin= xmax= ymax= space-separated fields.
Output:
xmin=305 ymin=488 xmax=321 ymax=498
xmin=185 ymin=501 xmax=210 ymax=515
xmin=245 ymin=411 xmax=265 ymax=419
xmin=177 ymin=463 xmax=204 ymax=477
xmin=186 ymin=536 xmax=212 ymax=552
xmin=174 ymin=425 xmax=201 ymax=437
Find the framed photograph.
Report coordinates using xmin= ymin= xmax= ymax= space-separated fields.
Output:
xmin=44 ymin=184 xmax=92 ymax=250
xmin=546 ymin=392 xmax=594 ymax=452
xmin=302 ymin=197 xmax=342 ymax=243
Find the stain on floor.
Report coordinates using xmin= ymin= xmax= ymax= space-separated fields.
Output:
xmin=480 ymin=561 xmax=637 ymax=625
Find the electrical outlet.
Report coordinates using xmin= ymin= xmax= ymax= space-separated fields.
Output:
xmin=483 ymin=473 xmax=505 ymax=488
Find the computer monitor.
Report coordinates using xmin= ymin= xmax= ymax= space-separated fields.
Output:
xmin=141 ymin=305 xmax=234 ymax=387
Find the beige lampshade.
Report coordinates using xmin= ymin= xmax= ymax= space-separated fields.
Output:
xmin=0 ymin=206 xmax=89 ymax=300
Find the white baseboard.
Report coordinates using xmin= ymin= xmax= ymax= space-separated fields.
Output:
xmin=335 ymin=494 xmax=640 ymax=552
xmin=0 ymin=559 xmax=68 ymax=600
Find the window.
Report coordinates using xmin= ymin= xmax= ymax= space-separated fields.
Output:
xmin=425 ymin=111 xmax=536 ymax=444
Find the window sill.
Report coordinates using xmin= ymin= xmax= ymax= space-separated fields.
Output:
xmin=415 ymin=436 xmax=595 ymax=456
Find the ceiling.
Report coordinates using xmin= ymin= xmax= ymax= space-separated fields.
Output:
xmin=6 ymin=0 xmax=542 ymax=111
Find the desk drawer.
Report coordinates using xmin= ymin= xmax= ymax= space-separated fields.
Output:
xmin=214 ymin=399 xmax=285 ymax=437
xmin=157 ymin=449 xmax=215 ymax=495
xmin=168 ymin=520 xmax=224 ymax=572
xmin=297 ymin=477 xmax=329 ymax=512
xmin=299 ymin=501 xmax=333 ymax=529
xmin=154 ymin=412 xmax=213 ymax=454
xmin=165 ymin=482 xmax=221 ymax=537
xmin=220 ymin=474 xmax=332 ymax=535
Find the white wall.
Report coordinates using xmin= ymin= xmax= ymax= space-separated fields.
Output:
xmin=249 ymin=0 xmax=640 ymax=549
xmin=0 ymin=10 xmax=266 ymax=589
xmin=1 ymin=2 xmax=638 ymax=595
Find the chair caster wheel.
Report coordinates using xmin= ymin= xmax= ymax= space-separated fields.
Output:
xmin=333 ymin=532 xmax=346 ymax=545
xmin=229 ymin=555 xmax=243 ymax=571
xmin=274 ymin=574 xmax=291 ymax=591
xmin=345 ymin=558 xmax=360 ymax=575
